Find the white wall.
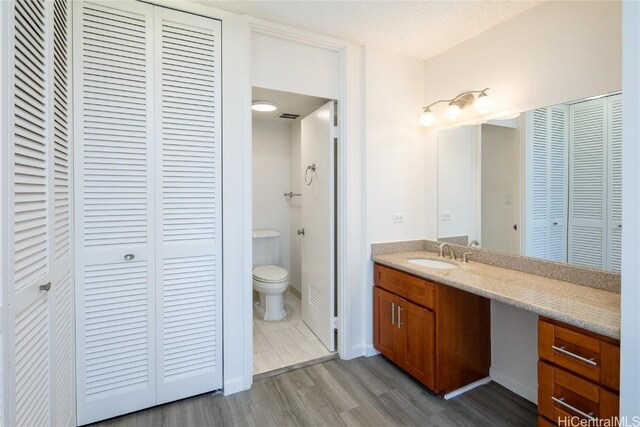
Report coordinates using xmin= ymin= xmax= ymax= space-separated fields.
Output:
xmin=251 ymin=32 xmax=340 ymax=100
xmin=364 ymin=46 xmax=428 ymax=350
xmin=289 ymin=122 xmax=302 ymax=292
xmin=621 ymin=0 xmax=640 ymax=418
xmin=437 ymin=126 xmax=477 ymax=241
xmin=365 ymin=46 xmax=429 ymax=243
xmin=252 ymin=120 xmax=292 ymax=278
xmin=422 ymin=0 xmax=622 ymax=403
xmin=490 ymin=302 xmax=538 ymax=403
xmin=424 ymin=1 xmax=622 ymax=122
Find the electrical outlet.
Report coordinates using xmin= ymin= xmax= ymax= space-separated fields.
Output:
xmin=441 ymin=211 xmax=452 ymax=221
xmin=392 ymin=213 xmax=405 ymax=224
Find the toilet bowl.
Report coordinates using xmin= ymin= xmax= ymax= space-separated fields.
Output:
xmin=253 ymin=265 xmax=289 ymax=321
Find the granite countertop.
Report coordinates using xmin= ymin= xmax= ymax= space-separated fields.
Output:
xmin=372 ymin=251 xmax=621 ymax=340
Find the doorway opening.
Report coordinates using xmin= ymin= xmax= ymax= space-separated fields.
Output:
xmin=251 ymin=87 xmax=339 ymax=378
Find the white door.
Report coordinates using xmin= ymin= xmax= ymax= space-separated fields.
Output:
xmin=301 ymin=102 xmax=335 ymax=352
xmin=8 ymin=0 xmax=74 ymax=426
xmin=153 ymin=7 xmax=222 ymax=404
xmin=74 ymin=1 xmax=222 ymax=423
xmin=74 ymin=1 xmax=157 ymax=423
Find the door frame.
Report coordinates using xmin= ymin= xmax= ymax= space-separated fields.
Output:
xmin=111 ymin=0 xmax=365 ymax=394
xmin=245 ymin=18 xmax=364 ymax=380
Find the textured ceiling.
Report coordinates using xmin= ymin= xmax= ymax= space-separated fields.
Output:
xmin=196 ymin=0 xmax=541 ymax=60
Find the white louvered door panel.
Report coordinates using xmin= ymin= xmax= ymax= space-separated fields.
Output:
xmin=10 ymin=0 xmax=53 ymax=426
xmin=524 ymin=109 xmax=549 ymax=258
xmin=74 ymin=1 xmax=157 ymax=424
xmin=51 ymin=0 xmax=74 ymax=425
xmin=153 ymin=8 xmax=222 ymax=403
xmin=607 ymin=95 xmax=622 ymax=272
xmin=547 ymin=105 xmax=568 ymax=263
xmin=568 ymin=98 xmax=607 ymax=269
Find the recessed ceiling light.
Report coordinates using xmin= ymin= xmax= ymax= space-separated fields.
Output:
xmin=252 ymin=100 xmax=278 ymax=112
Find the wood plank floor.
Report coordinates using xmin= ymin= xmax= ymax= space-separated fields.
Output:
xmin=91 ymin=355 xmax=537 ymax=427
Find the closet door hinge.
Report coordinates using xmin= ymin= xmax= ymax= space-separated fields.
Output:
xmin=332 ymin=126 xmax=339 ymax=140
xmin=332 ymin=316 xmax=338 ymax=330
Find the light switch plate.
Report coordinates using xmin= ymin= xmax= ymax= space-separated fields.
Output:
xmin=392 ymin=213 xmax=405 ymax=224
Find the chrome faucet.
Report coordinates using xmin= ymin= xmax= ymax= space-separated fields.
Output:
xmin=438 ymin=243 xmax=457 ymax=261
xmin=468 ymin=240 xmax=480 ymax=247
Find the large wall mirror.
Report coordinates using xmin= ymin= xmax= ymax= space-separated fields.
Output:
xmin=437 ymin=92 xmax=622 ymax=273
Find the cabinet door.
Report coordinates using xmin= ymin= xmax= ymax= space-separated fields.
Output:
xmin=373 ymin=287 xmax=398 ymax=361
xmin=398 ymin=299 xmax=435 ymax=389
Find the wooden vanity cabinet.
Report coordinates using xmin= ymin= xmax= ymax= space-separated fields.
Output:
xmin=373 ymin=264 xmax=490 ymax=394
xmin=538 ymin=317 xmax=620 ymax=426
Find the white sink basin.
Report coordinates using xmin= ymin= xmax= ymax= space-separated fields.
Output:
xmin=407 ymin=258 xmax=458 ymax=269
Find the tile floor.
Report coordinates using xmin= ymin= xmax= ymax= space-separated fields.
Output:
xmin=253 ymin=291 xmax=332 ymax=375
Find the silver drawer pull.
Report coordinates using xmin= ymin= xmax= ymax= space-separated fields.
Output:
xmin=552 ymin=396 xmax=595 ymax=421
xmin=39 ymin=282 xmax=51 ymax=292
xmin=552 ymin=345 xmax=597 ymax=366
xmin=391 ymin=302 xmax=395 ymax=325
xmin=397 ymin=306 xmax=404 ymax=329
xmin=124 ymin=254 xmax=135 ymax=261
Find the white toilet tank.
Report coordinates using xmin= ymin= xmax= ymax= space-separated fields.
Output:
xmin=252 ymin=229 xmax=281 ymax=267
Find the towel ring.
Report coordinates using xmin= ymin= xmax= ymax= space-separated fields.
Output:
xmin=305 ymin=163 xmax=316 ymax=186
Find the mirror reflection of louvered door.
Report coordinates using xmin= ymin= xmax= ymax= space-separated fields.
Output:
xmin=569 ymin=99 xmax=607 ymax=269
xmin=607 ymin=95 xmax=622 ymax=272
xmin=524 ymin=105 xmax=568 ymax=262
xmin=74 ymin=1 xmax=222 ymax=423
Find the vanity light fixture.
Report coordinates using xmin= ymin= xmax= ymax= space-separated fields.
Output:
xmin=420 ymin=88 xmax=493 ymax=126
xmin=251 ymin=100 xmax=278 ymax=112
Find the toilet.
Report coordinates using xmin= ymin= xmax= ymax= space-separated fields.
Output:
xmin=253 ymin=229 xmax=289 ymax=321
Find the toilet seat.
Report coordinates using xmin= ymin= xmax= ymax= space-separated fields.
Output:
xmin=253 ymin=265 xmax=288 ymax=283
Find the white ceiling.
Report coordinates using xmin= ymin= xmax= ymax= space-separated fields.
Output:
xmin=196 ymin=0 xmax=541 ymax=60
xmin=252 ymin=87 xmax=330 ymax=122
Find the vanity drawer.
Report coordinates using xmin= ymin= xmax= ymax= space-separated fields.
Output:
xmin=538 ymin=361 xmax=618 ymax=424
xmin=539 ymin=318 xmax=619 ymax=391
xmin=374 ymin=264 xmax=434 ymax=309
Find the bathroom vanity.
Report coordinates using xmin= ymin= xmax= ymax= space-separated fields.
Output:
xmin=372 ymin=244 xmax=620 ymax=426
xmin=373 ymin=263 xmax=490 ymax=393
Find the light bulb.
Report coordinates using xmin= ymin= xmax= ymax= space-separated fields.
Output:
xmin=445 ymin=103 xmax=461 ymax=121
xmin=251 ymin=101 xmax=278 ymax=112
xmin=420 ymin=109 xmax=435 ymax=127
xmin=474 ymin=92 xmax=493 ymax=113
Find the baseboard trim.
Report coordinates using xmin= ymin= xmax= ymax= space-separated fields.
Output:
xmin=444 ymin=377 xmax=492 ymax=400
xmin=223 ymin=376 xmax=247 ymax=396
xmin=288 ymin=286 xmax=301 ymax=299
xmin=490 ymin=367 xmax=537 ymax=404
xmin=364 ymin=343 xmax=380 ymax=357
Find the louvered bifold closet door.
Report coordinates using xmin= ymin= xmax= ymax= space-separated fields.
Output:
xmin=568 ymin=99 xmax=607 ymax=269
xmin=153 ymin=7 xmax=222 ymax=403
xmin=607 ymin=95 xmax=622 ymax=272
xmin=73 ymin=1 xmax=157 ymax=424
xmin=10 ymin=0 xmax=53 ymax=425
xmin=51 ymin=0 xmax=74 ymax=425
xmin=9 ymin=0 xmax=73 ymax=425
xmin=525 ymin=108 xmax=549 ymax=258
xmin=547 ymin=105 xmax=568 ymax=263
